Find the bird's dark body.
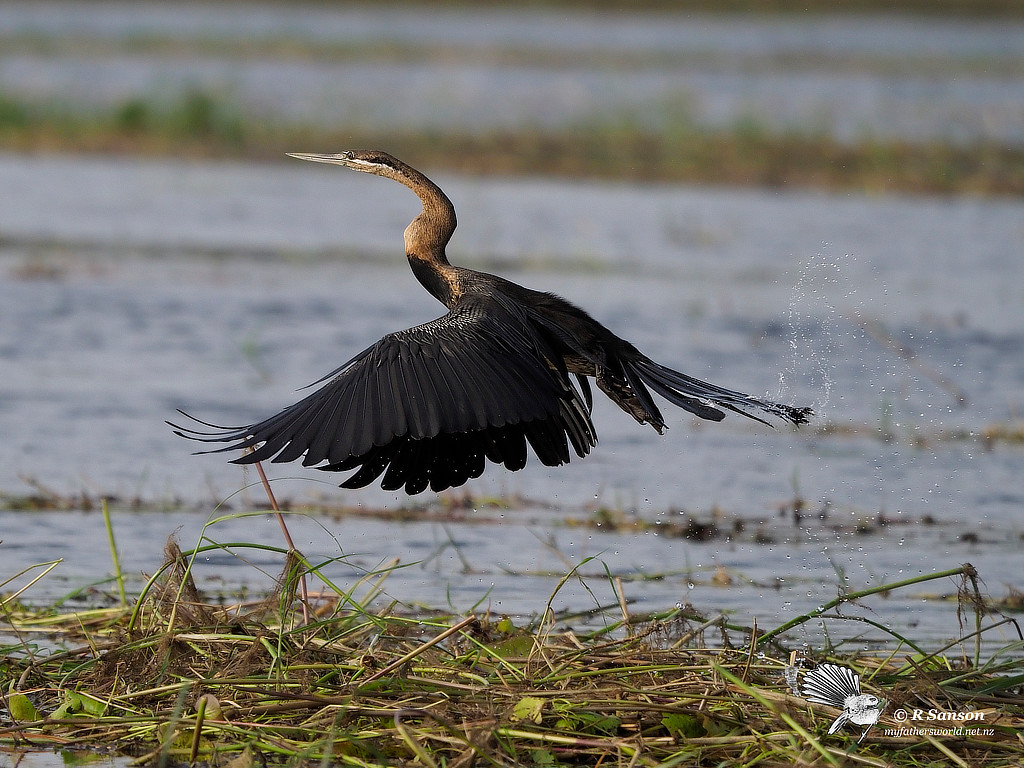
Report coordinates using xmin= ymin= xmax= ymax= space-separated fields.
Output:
xmin=174 ymin=151 xmax=810 ymax=493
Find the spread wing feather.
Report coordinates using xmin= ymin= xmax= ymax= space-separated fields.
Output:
xmin=171 ymin=295 xmax=597 ymax=494
xmin=800 ymin=664 xmax=861 ymax=708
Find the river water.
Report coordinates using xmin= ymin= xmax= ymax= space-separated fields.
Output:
xmin=2 ymin=0 xmax=1024 ymax=663
xmin=2 ymin=152 xmax=1022 ymax=658
xmin=1 ymin=9 xmax=1021 ymax=768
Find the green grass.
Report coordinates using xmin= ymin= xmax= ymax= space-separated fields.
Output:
xmin=1 ymin=89 xmax=1023 ymax=197
xmin=2 ymin=514 xmax=1023 ymax=767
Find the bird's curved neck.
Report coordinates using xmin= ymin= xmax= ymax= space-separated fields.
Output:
xmin=387 ymin=161 xmax=459 ymax=305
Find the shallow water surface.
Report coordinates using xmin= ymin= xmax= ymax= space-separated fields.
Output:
xmin=1 ymin=154 xmax=1023 ymax=653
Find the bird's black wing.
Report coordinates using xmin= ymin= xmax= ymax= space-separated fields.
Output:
xmin=171 ymin=294 xmax=596 ymax=494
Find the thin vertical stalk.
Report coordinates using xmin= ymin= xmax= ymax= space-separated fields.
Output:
xmin=102 ymin=498 xmax=126 ymax=606
xmin=254 ymin=460 xmax=310 ymax=625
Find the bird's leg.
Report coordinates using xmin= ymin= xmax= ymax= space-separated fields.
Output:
xmin=254 ymin=459 xmax=311 ymax=626
xmin=566 ymin=355 xmax=655 ymax=427
xmin=596 ymin=369 xmax=664 ymax=433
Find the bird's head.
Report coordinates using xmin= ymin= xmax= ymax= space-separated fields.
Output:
xmin=287 ymin=150 xmax=404 ymax=177
xmin=287 ymin=150 xmax=456 ymax=253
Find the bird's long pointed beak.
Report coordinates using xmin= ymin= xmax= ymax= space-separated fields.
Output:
xmin=286 ymin=152 xmax=351 ymax=165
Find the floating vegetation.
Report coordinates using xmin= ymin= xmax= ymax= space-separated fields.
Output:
xmin=0 ymin=89 xmax=249 ymax=159
xmin=2 ymin=525 xmax=1024 ymax=767
xmin=1 ymin=88 xmax=1023 ymax=196
xmin=1 ymin=473 xmax=1019 ymax=560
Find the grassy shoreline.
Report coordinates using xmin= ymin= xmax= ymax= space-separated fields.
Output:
xmin=3 ymin=467 xmax=1023 ymax=766
xmin=2 ymin=91 xmax=1023 ymax=197
xmin=3 ymin=541 xmax=1023 ymax=767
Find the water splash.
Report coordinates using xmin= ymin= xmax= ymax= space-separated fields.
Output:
xmin=778 ymin=247 xmax=854 ymax=418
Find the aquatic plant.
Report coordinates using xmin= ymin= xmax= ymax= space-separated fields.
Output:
xmin=0 ymin=88 xmax=1021 ymax=196
xmin=2 ymin=518 xmax=1022 ymax=766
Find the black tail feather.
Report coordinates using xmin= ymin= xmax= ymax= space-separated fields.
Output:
xmin=630 ymin=358 xmax=811 ymax=428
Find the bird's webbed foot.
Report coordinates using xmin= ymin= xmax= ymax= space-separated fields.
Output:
xmin=596 ymin=370 xmax=664 ymax=433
